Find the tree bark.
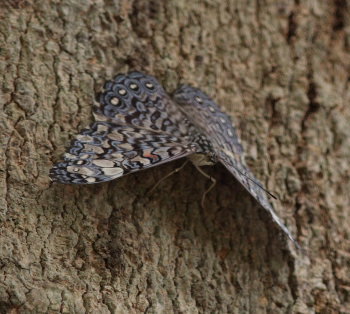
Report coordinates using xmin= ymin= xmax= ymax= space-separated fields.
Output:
xmin=1 ymin=0 xmax=349 ymax=313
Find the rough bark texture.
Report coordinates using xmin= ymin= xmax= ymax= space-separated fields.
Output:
xmin=1 ymin=0 xmax=350 ymax=313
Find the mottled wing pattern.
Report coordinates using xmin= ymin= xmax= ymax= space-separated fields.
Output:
xmin=50 ymin=122 xmax=197 ymax=184
xmin=173 ymin=85 xmax=298 ymax=247
xmin=173 ymin=86 xmax=244 ymax=156
xmin=93 ymin=71 xmax=194 ymax=138
xmin=50 ymin=72 xmax=199 ymax=184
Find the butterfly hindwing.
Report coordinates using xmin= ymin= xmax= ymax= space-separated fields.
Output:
xmin=50 ymin=122 xmax=197 ymax=184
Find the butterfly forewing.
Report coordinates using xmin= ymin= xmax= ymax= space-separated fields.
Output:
xmin=173 ymin=85 xmax=244 ymax=155
xmin=173 ymin=85 xmax=298 ymax=247
xmin=217 ymin=150 xmax=298 ymax=245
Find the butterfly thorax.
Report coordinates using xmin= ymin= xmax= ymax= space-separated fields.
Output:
xmin=188 ymin=153 xmax=216 ymax=167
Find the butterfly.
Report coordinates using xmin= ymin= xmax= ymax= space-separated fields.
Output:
xmin=50 ymin=71 xmax=299 ymax=248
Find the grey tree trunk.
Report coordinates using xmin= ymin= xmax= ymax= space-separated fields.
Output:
xmin=1 ymin=1 xmax=349 ymax=313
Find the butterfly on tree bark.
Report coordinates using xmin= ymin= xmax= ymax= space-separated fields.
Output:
xmin=50 ymin=71 xmax=299 ymax=248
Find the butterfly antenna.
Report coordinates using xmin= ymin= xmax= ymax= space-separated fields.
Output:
xmin=233 ymin=166 xmax=278 ymax=199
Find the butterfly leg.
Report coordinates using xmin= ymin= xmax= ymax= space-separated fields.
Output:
xmin=148 ymin=160 xmax=190 ymax=195
xmin=192 ymin=164 xmax=216 ymax=208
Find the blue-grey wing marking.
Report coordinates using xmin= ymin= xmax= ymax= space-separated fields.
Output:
xmin=51 ymin=72 xmax=199 ymax=184
xmin=94 ymin=71 xmax=193 ymax=138
xmin=50 ymin=122 xmax=197 ymax=184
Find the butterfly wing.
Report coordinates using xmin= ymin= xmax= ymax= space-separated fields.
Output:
xmin=173 ymin=85 xmax=299 ymax=247
xmin=172 ymin=85 xmax=244 ymax=156
xmin=217 ymin=150 xmax=299 ymax=247
xmin=93 ymin=71 xmax=193 ymax=138
xmin=50 ymin=121 xmax=197 ymax=184
xmin=51 ymin=72 xmax=203 ymax=184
